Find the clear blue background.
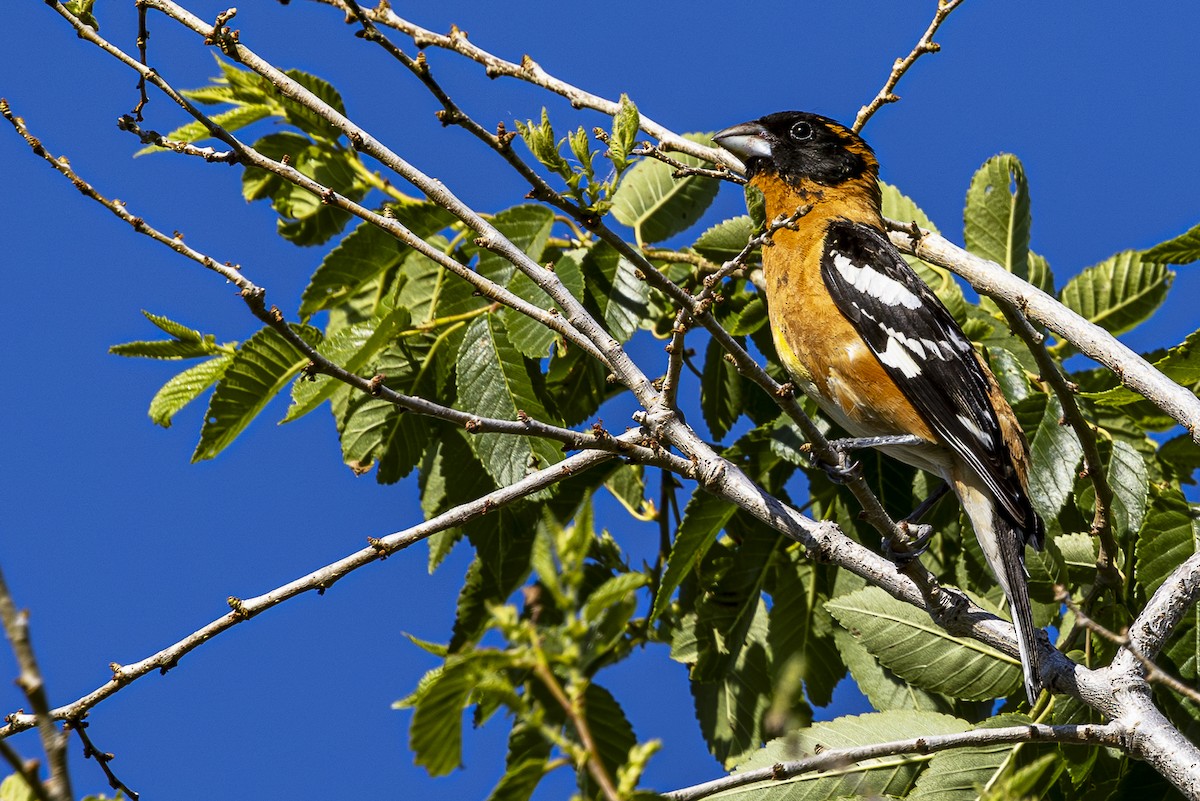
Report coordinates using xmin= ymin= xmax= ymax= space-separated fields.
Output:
xmin=2 ymin=2 xmax=1198 ymax=798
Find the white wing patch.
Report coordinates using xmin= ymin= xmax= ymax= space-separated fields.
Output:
xmin=956 ymin=413 xmax=996 ymax=450
xmin=832 ymin=251 xmax=921 ymax=309
xmin=871 ymin=321 xmax=956 ymax=379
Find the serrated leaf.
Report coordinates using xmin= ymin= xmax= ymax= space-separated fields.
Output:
xmin=148 ymin=353 xmax=235 ymax=428
xmin=964 ymin=154 xmax=1031 ymax=281
xmin=833 ymin=627 xmax=953 ymax=714
xmin=286 ymin=306 xmax=411 ymax=422
xmin=1028 ymin=394 xmax=1084 ymax=520
xmin=1135 ymin=483 xmax=1199 ymax=597
xmin=724 ymin=711 xmax=971 ymax=799
xmin=652 ymin=490 xmax=737 ymax=621
xmin=143 ymin=310 xmax=204 ymax=341
xmin=501 ymin=247 xmax=586 ymax=358
xmin=1107 ymin=440 xmax=1149 ymax=539
xmin=1143 ymin=221 xmax=1200 ymax=265
xmin=1059 ymin=251 xmax=1173 ymax=337
xmin=769 ymin=558 xmax=843 ymax=708
xmin=281 ymin=68 xmax=348 ymax=142
xmin=136 ymin=104 xmax=272 ymax=156
xmin=1160 ymin=433 xmax=1200 ymax=485
xmin=909 ymin=713 xmax=1035 ymax=801
xmin=64 ymin=0 xmax=98 ymax=29
xmin=693 ymin=215 xmax=757 ymax=263
xmin=455 ymin=315 xmax=561 ymax=487
xmin=611 ymin=132 xmax=719 ymax=245
xmin=583 ymin=243 xmax=650 ymax=343
xmin=688 ymin=598 xmax=774 ymax=768
xmin=300 ymin=202 xmax=455 ymax=318
xmin=193 ymin=325 xmax=321 ymax=461
xmin=702 ymin=336 xmax=746 ymax=440
xmin=109 ymin=339 xmax=221 ymax=360
xmin=827 ymin=587 xmax=1023 ymax=700
xmin=410 ymin=652 xmax=512 ymax=777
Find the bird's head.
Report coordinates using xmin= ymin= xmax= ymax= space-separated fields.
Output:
xmin=714 ymin=111 xmax=881 ymax=217
xmin=714 ymin=111 xmax=878 ymax=189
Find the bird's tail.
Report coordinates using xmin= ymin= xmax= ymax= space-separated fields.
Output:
xmin=953 ymin=474 xmax=1042 ymax=705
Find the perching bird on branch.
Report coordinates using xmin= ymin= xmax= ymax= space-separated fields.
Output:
xmin=714 ymin=111 xmax=1045 ymax=703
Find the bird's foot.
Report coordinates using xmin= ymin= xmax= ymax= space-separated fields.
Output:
xmin=882 ymin=521 xmax=934 ymax=564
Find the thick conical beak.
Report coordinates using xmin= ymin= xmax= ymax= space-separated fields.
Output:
xmin=712 ymin=121 xmax=773 ymax=163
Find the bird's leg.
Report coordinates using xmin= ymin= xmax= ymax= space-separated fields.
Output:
xmin=810 ymin=434 xmax=924 ymax=484
xmin=885 ymin=481 xmax=951 ymax=563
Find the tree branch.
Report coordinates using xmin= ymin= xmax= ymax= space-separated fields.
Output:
xmin=665 ymin=722 xmax=1121 ymax=801
xmin=0 ymin=429 xmax=667 ymax=740
xmin=852 ymin=0 xmax=966 ymax=132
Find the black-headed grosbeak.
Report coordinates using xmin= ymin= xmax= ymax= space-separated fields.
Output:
xmin=714 ymin=111 xmax=1045 ymax=703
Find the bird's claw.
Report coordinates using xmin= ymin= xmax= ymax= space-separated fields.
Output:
xmin=882 ymin=521 xmax=934 ymax=564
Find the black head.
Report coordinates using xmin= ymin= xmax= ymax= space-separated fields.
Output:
xmin=713 ymin=111 xmax=876 ymax=187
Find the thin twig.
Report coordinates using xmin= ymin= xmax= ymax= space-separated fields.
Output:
xmin=118 ymin=114 xmax=239 ymax=162
xmin=853 ymin=0 xmax=966 ymax=133
xmin=69 ymin=720 xmax=141 ymax=801
xmin=531 ymin=660 xmax=621 ymax=801
xmin=133 ymin=0 xmax=151 ymax=120
xmin=0 ymin=568 xmax=72 ymax=801
xmin=1059 ymin=587 xmax=1200 ymax=706
xmin=0 ymin=740 xmax=50 ymax=801
xmin=665 ymin=722 xmax=1120 ymax=801
xmin=627 ymin=140 xmax=744 ymax=184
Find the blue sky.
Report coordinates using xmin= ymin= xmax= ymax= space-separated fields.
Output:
xmin=2 ymin=2 xmax=1198 ymax=799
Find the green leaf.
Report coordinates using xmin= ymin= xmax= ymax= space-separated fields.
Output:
xmin=611 ymin=132 xmax=719 ymax=245
xmin=242 ymin=131 xmax=367 ymax=246
xmin=826 ymin=587 xmax=1023 ymax=700
xmin=833 ymin=627 xmax=953 ymax=714
xmin=909 ymin=713 xmax=1036 ymax=801
xmin=652 ymin=490 xmax=737 ymax=621
xmin=701 ymin=336 xmax=745 ymax=439
xmin=726 ymin=711 xmax=971 ymax=798
xmin=518 ymin=108 xmax=572 ymax=179
xmin=193 ymin=325 xmax=321 ymax=461
xmin=1107 ymin=440 xmax=1149 ymax=540
xmin=686 ymin=598 xmax=774 ymax=768
xmin=693 ymin=215 xmax=756 ymax=264
xmin=299 ymin=201 xmax=454 ymax=318
xmin=501 ymin=247 xmax=587 ymax=359
xmin=583 ymin=572 xmax=648 ymax=624
xmin=410 ymin=651 xmax=512 ymax=776
xmin=286 ymin=307 xmax=411 ymax=422
xmin=1143 ymin=220 xmax=1200 ymax=265
xmin=726 ymin=295 xmax=768 ymax=336
xmin=1086 ymin=328 xmax=1200 ymax=406
xmin=608 ymin=94 xmax=640 ymax=174
xmin=110 ymin=310 xmax=227 ymax=359
xmin=0 ymin=773 xmax=34 ymax=801
xmin=455 ymin=315 xmax=561 ymax=487
xmin=1135 ymin=483 xmax=1199 ymax=597
xmin=769 ymin=557 xmax=843 ymax=708
xmin=136 ymin=104 xmax=272 ymax=156
xmin=583 ymin=243 xmax=651 ymax=343
xmin=1028 ymin=394 xmax=1084 ymax=520
xmin=280 ymin=68 xmax=348 ymax=142
xmin=604 ymin=464 xmax=650 ymax=519
xmin=964 ymin=154 xmax=1031 ymax=281
xmin=1059 ymin=251 xmax=1173 ymax=337
xmin=148 ymin=353 xmax=235 ymax=428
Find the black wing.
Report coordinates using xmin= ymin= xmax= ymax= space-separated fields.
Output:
xmin=820 ymin=219 xmax=1034 ymax=533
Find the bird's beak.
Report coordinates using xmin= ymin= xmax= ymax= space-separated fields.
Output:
xmin=712 ymin=121 xmax=773 ymax=163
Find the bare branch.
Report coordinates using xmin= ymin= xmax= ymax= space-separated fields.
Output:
xmin=0 ymin=430 xmax=667 ymax=740
xmin=666 ymin=722 xmax=1121 ymax=801
xmin=853 ymin=0 xmax=966 ymax=132
xmin=69 ymin=720 xmax=141 ymax=801
xmin=1126 ymin=551 xmax=1200 ymax=662
xmin=0 ymin=567 xmax=72 ymax=801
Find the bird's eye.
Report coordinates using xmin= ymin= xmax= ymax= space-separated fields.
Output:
xmin=790 ymin=121 xmax=814 ymax=141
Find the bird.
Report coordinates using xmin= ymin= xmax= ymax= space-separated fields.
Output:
xmin=713 ymin=111 xmax=1045 ymax=704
